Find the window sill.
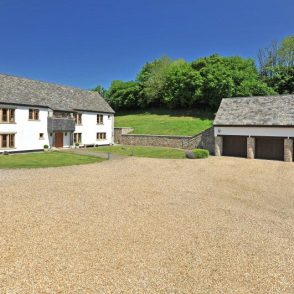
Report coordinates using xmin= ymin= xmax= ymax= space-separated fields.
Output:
xmin=28 ymin=119 xmax=40 ymax=122
xmin=0 ymin=122 xmax=16 ymax=124
xmin=0 ymin=147 xmax=15 ymax=150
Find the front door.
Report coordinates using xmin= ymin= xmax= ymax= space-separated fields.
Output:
xmin=54 ymin=132 xmax=63 ymax=148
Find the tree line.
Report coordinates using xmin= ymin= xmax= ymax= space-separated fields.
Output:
xmin=94 ymin=35 xmax=294 ymax=111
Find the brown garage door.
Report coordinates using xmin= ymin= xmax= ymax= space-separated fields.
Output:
xmin=223 ymin=136 xmax=247 ymax=158
xmin=255 ymin=137 xmax=284 ymax=161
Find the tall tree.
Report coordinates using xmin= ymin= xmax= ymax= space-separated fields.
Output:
xmin=93 ymin=85 xmax=108 ymax=97
xmin=258 ymin=40 xmax=279 ymax=76
xmin=162 ymin=60 xmax=203 ymax=108
xmin=266 ymin=66 xmax=294 ymax=94
xmin=136 ymin=56 xmax=172 ymax=107
xmin=258 ymin=36 xmax=294 ymax=94
xmin=106 ymin=80 xmax=141 ymax=110
xmin=278 ymin=36 xmax=294 ymax=67
xmin=192 ymin=54 xmax=274 ymax=108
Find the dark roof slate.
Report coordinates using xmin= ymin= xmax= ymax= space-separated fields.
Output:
xmin=0 ymin=74 xmax=114 ymax=113
xmin=214 ymin=95 xmax=294 ymax=126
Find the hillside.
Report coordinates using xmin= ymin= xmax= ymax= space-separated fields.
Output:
xmin=114 ymin=109 xmax=214 ymax=136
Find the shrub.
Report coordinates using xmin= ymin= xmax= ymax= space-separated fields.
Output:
xmin=43 ymin=144 xmax=49 ymax=149
xmin=192 ymin=149 xmax=209 ymax=158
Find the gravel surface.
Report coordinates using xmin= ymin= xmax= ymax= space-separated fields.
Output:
xmin=1 ymin=157 xmax=294 ymax=293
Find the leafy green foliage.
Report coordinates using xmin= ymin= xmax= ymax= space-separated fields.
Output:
xmin=265 ymin=66 xmax=294 ymax=94
xmin=93 ymin=85 xmax=108 ymax=97
xmin=278 ymin=36 xmax=294 ymax=67
xmin=137 ymin=56 xmax=173 ymax=107
xmin=192 ymin=54 xmax=274 ymax=108
xmin=192 ymin=149 xmax=209 ymax=158
xmin=106 ymin=80 xmax=141 ymax=110
xmin=258 ymin=36 xmax=294 ymax=94
xmin=162 ymin=61 xmax=203 ymax=108
xmin=96 ymin=51 xmax=281 ymax=111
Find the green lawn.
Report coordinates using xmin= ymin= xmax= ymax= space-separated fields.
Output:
xmin=0 ymin=151 xmax=104 ymax=169
xmin=90 ymin=145 xmax=186 ymax=159
xmin=115 ymin=108 xmax=214 ymax=136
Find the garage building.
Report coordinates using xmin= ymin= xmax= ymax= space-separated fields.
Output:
xmin=214 ymin=95 xmax=294 ymax=162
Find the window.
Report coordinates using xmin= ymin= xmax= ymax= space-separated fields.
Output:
xmin=74 ymin=133 xmax=82 ymax=144
xmin=39 ymin=133 xmax=44 ymax=140
xmin=29 ymin=109 xmax=39 ymax=120
xmin=97 ymin=114 xmax=104 ymax=124
xmin=0 ymin=134 xmax=15 ymax=148
xmin=108 ymin=115 xmax=111 ymax=119
xmin=0 ymin=108 xmax=15 ymax=123
xmin=74 ymin=113 xmax=82 ymax=125
xmin=97 ymin=132 xmax=106 ymax=140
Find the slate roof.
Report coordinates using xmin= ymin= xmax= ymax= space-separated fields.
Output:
xmin=0 ymin=74 xmax=114 ymax=113
xmin=214 ymin=95 xmax=294 ymax=126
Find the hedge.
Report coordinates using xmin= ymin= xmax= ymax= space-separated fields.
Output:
xmin=185 ymin=149 xmax=209 ymax=159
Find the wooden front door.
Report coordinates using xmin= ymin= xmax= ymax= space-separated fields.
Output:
xmin=54 ymin=132 xmax=64 ymax=148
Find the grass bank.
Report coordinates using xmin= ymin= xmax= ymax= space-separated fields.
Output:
xmin=115 ymin=108 xmax=214 ymax=136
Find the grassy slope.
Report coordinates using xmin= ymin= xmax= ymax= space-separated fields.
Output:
xmin=0 ymin=151 xmax=104 ymax=169
xmin=115 ymin=108 xmax=214 ymax=136
xmin=91 ymin=145 xmax=186 ymax=159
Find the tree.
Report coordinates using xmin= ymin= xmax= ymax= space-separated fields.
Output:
xmin=258 ymin=36 xmax=294 ymax=93
xmin=162 ymin=60 xmax=203 ymax=108
xmin=258 ymin=36 xmax=294 ymax=75
xmin=192 ymin=54 xmax=274 ymax=108
xmin=278 ymin=36 xmax=294 ymax=67
xmin=257 ymin=40 xmax=279 ymax=76
xmin=265 ymin=66 xmax=294 ymax=94
xmin=93 ymin=85 xmax=107 ymax=97
xmin=136 ymin=56 xmax=172 ymax=107
xmin=106 ymin=80 xmax=141 ymax=110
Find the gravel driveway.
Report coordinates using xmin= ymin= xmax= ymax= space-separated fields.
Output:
xmin=1 ymin=157 xmax=294 ymax=293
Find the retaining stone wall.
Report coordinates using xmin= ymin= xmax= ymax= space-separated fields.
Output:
xmin=114 ymin=127 xmax=215 ymax=153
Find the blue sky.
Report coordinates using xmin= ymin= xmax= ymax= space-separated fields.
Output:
xmin=0 ymin=0 xmax=293 ymax=89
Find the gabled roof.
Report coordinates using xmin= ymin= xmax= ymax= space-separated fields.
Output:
xmin=214 ymin=95 xmax=294 ymax=126
xmin=0 ymin=74 xmax=114 ymax=113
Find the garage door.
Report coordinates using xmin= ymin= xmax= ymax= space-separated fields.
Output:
xmin=223 ymin=136 xmax=247 ymax=158
xmin=255 ymin=137 xmax=284 ymax=161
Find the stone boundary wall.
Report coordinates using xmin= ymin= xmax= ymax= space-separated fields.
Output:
xmin=114 ymin=127 xmax=215 ymax=154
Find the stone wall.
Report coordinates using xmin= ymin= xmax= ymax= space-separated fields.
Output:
xmin=114 ymin=127 xmax=134 ymax=144
xmin=114 ymin=127 xmax=215 ymax=153
xmin=247 ymin=137 xmax=255 ymax=159
xmin=284 ymin=138 xmax=293 ymax=162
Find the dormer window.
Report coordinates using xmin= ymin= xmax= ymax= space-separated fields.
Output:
xmin=0 ymin=108 xmax=15 ymax=123
xmin=74 ymin=113 xmax=82 ymax=125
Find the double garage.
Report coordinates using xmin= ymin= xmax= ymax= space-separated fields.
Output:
xmin=214 ymin=95 xmax=294 ymax=162
xmin=222 ymin=135 xmax=286 ymax=161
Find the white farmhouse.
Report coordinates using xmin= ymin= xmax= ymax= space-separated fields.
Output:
xmin=0 ymin=74 xmax=115 ymax=153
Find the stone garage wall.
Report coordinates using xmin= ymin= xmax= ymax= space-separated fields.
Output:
xmin=114 ymin=127 xmax=215 ymax=154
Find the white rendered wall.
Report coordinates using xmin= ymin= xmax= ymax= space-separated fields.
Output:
xmin=75 ymin=112 xmax=114 ymax=145
xmin=214 ymin=126 xmax=294 ymax=138
xmin=0 ymin=106 xmax=50 ymax=152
